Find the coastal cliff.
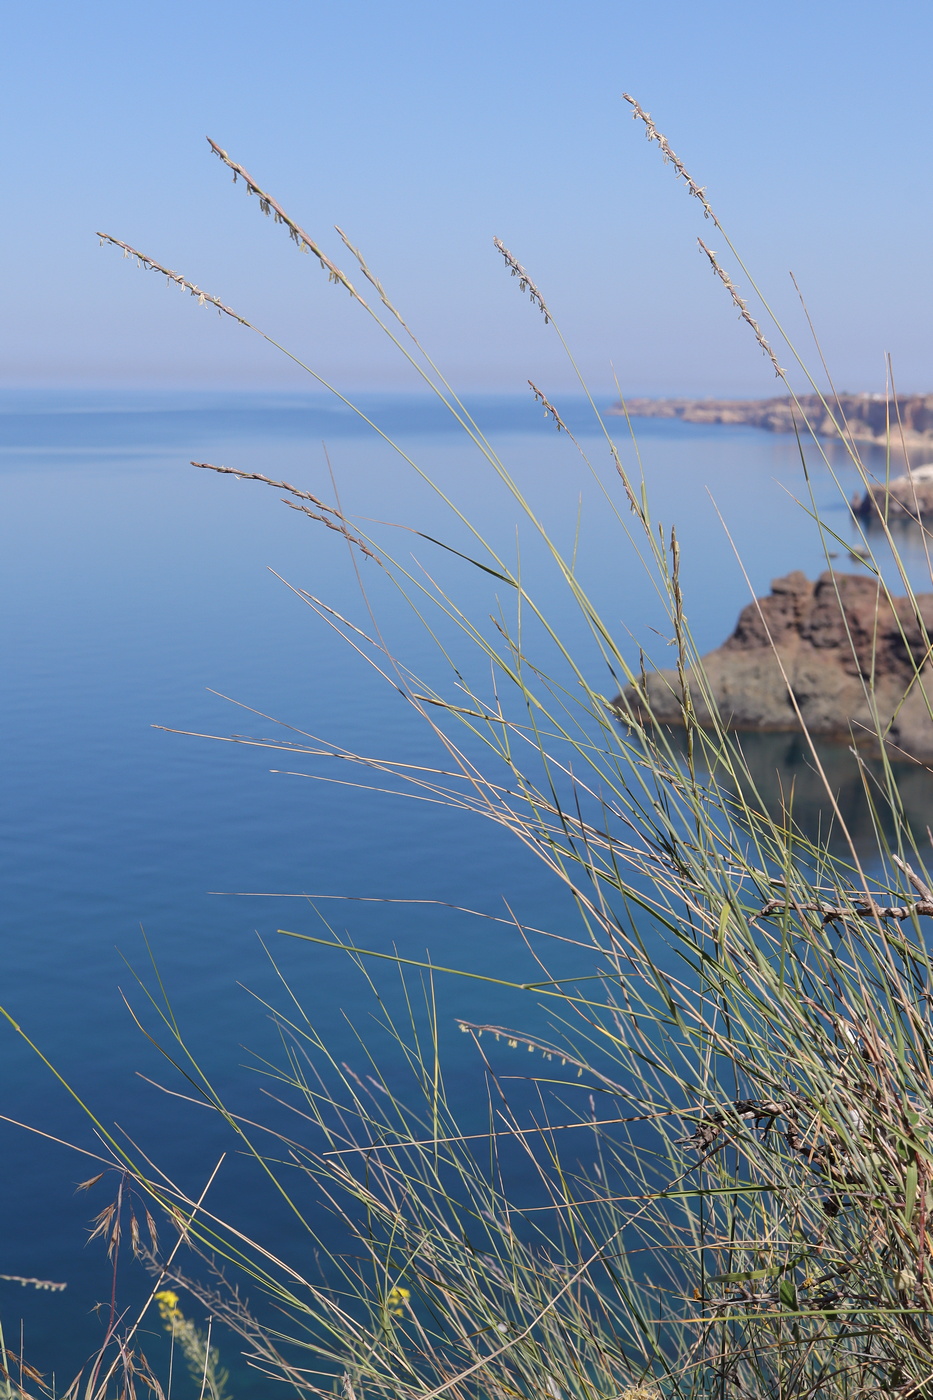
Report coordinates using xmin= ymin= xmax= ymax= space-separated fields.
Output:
xmin=616 ymin=393 xmax=933 ymax=448
xmin=617 ymin=571 xmax=933 ymax=762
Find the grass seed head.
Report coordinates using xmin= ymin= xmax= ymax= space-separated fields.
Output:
xmin=494 ymin=238 xmax=550 ymax=322
xmin=697 ymin=237 xmax=785 ymax=376
xmin=206 ymin=137 xmax=360 ymax=299
xmin=622 ymin=93 xmax=717 ymax=224
xmin=528 ymin=380 xmax=568 ymax=432
xmin=96 ymin=235 xmax=251 ymax=326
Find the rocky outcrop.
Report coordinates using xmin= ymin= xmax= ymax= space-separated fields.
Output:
xmin=619 ymin=571 xmax=933 ymax=761
xmin=852 ymin=464 xmax=933 ymax=521
xmin=616 ymin=394 xmax=933 ymax=449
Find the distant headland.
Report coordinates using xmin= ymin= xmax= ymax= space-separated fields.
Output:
xmin=613 ymin=393 xmax=933 ymax=449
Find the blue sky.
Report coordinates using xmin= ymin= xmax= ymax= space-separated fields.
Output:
xmin=2 ymin=0 xmax=931 ymax=397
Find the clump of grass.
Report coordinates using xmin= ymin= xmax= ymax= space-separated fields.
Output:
xmin=18 ymin=94 xmax=933 ymax=1400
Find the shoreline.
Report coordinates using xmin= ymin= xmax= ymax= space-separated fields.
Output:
xmin=613 ymin=393 xmax=933 ymax=452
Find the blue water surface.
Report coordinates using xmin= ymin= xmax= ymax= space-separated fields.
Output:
xmin=0 ymin=391 xmax=922 ymax=1390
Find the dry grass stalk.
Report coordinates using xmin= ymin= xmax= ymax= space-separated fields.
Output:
xmin=493 ymin=239 xmax=550 ymax=322
xmin=697 ymin=237 xmax=785 ymax=376
xmin=622 ymin=93 xmax=717 ymax=223
xmin=94 ymin=235 xmax=251 ymax=325
xmin=206 ymin=138 xmax=360 ymax=300
xmin=0 ymin=1277 xmax=65 ymax=1293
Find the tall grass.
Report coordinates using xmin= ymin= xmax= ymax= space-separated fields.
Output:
xmin=19 ymin=99 xmax=933 ymax=1398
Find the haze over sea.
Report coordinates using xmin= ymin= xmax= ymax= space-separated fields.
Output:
xmin=2 ymin=390 xmax=929 ymax=1388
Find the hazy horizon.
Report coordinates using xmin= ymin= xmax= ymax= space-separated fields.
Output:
xmin=0 ymin=386 xmax=923 ymax=405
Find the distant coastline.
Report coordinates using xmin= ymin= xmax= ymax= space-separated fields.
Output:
xmin=613 ymin=393 xmax=933 ymax=450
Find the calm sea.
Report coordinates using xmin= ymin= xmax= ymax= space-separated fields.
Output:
xmin=0 ymin=391 xmax=926 ymax=1389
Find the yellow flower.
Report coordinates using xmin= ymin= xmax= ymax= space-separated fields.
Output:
xmin=152 ymin=1288 xmax=231 ymax=1400
xmin=154 ymin=1289 xmax=181 ymax=1324
xmin=386 ymin=1286 xmax=410 ymax=1316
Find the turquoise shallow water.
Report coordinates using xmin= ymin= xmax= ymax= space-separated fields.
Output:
xmin=0 ymin=391 xmax=926 ymax=1388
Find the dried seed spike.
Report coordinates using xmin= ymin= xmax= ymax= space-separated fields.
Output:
xmin=75 ymin=1172 xmax=105 ymax=1192
xmin=527 ymin=380 xmax=567 ymax=432
xmin=144 ymin=1209 xmax=159 ymax=1253
xmin=281 ymin=500 xmax=377 ymax=559
xmin=97 ymin=235 xmax=251 ymax=327
xmin=622 ymin=93 xmax=718 ymax=225
xmin=697 ymin=238 xmax=785 ymax=377
xmin=611 ymin=441 xmax=644 ymax=519
xmin=206 ymin=137 xmax=361 ymax=301
xmin=88 ymin=1203 xmax=115 ymax=1242
xmin=0 ymin=1275 xmax=66 ymax=1292
xmin=191 ymin=460 xmax=376 ymax=557
xmin=191 ymin=460 xmax=328 ymax=507
xmin=493 ymin=239 xmax=550 ymax=323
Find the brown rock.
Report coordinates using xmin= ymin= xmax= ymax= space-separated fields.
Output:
xmin=852 ymin=468 xmax=933 ymax=522
xmin=619 ymin=572 xmax=933 ymax=761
